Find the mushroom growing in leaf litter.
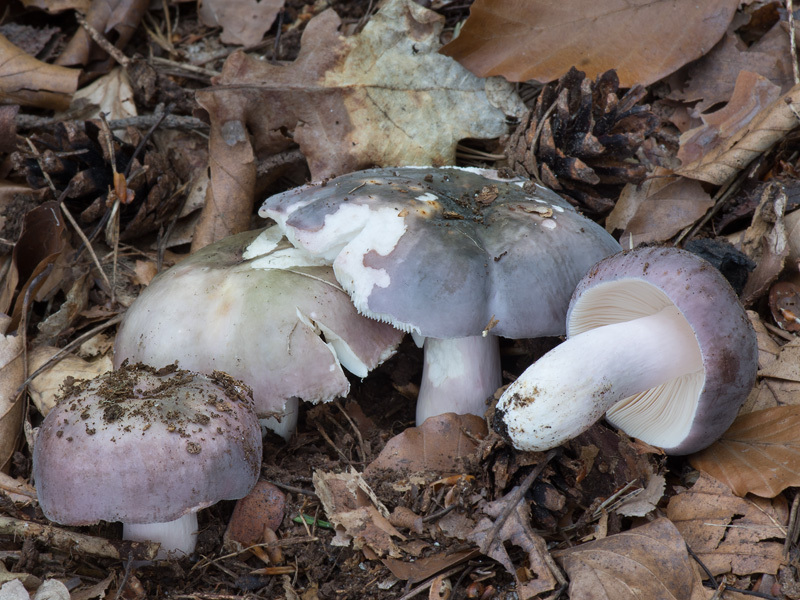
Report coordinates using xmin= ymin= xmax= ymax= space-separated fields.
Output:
xmin=33 ymin=363 xmax=262 ymax=559
xmin=113 ymin=227 xmax=403 ymax=439
xmin=494 ymin=246 xmax=758 ymax=455
xmin=260 ymin=166 xmax=622 ymax=425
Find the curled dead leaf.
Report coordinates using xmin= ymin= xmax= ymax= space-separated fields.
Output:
xmin=0 ymin=34 xmax=79 ymax=110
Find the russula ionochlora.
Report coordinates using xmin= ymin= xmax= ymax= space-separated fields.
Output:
xmin=494 ymin=246 xmax=758 ymax=455
xmin=260 ymin=166 xmax=621 ymax=425
xmin=113 ymin=227 xmax=403 ymax=439
xmin=33 ymin=364 xmax=262 ymax=559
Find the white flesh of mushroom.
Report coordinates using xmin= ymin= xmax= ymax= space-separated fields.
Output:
xmin=416 ymin=335 xmax=502 ymax=424
xmin=497 ymin=280 xmax=706 ymax=451
xmin=123 ymin=512 xmax=199 ymax=560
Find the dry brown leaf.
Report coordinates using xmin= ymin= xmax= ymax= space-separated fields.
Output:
xmin=0 ymin=472 xmax=36 ymax=504
xmin=20 ymin=0 xmax=91 ymax=12
xmin=666 ymin=473 xmax=786 ymax=576
xmin=671 ymin=32 xmax=791 ymax=114
xmin=381 ymin=548 xmax=479 ymax=583
xmin=199 ymin=0 xmax=284 ymax=46
xmin=56 ymin=0 xmax=150 ymax=69
xmin=0 ymin=315 xmax=23 ymax=472
xmin=678 ymin=71 xmax=781 ymax=167
xmin=27 ymin=346 xmax=112 ymax=417
xmin=0 ymin=34 xmax=79 ymax=110
xmin=690 ymin=406 xmax=800 ymax=498
xmin=678 ymin=83 xmax=800 ymax=185
xmin=193 ymin=0 xmax=521 ymax=248
xmin=468 ymin=487 xmax=557 ymax=599
xmin=440 ymin=0 xmax=739 ymax=87
xmin=620 ymin=176 xmax=714 ymax=245
xmin=556 ymin=518 xmax=709 ymax=600
xmin=313 ymin=469 xmax=404 ymax=558
xmin=364 ymin=413 xmax=486 ymax=477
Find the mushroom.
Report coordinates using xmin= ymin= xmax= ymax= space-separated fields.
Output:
xmin=494 ymin=246 xmax=758 ymax=455
xmin=33 ymin=363 xmax=262 ymax=559
xmin=113 ymin=227 xmax=403 ymax=439
xmin=260 ymin=166 xmax=621 ymax=424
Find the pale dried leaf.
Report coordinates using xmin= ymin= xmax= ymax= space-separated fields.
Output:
xmin=364 ymin=413 xmax=486 ymax=477
xmin=666 ymin=473 xmax=786 ymax=576
xmin=557 ymin=518 xmax=709 ymax=600
xmin=0 ymin=472 xmax=36 ymax=504
xmin=27 ymin=347 xmax=112 ymax=417
xmin=20 ymin=0 xmax=91 ymax=12
xmin=440 ymin=0 xmax=739 ymax=87
xmin=690 ymin=406 xmax=800 ymax=498
xmin=57 ymin=67 xmax=137 ymax=123
xmin=199 ymin=0 xmax=284 ymax=46
xmin=0 ymin=34 xmax=78 ymax=110
xmin=614 ymin=474 xmax=665 ymax=518
xmin=0 ymin=316 xmax=23 ymax=472
xmin=678 ymin=83 xmax=800 ymax=185
xmin=313 ymin=469 xmax=404 ymax=557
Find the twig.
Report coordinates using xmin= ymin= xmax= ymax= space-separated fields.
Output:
xmin=75 ymin=13 xmax=130 ymax=68
xmin=150 ymin=56 xmax=220 ymax=78
xmin=15 ymin=113 xmax=210 ymax=134
xmin=785 ymin=493 xmax=800 ymax=559
xmin=789 ymin=0 xmax=800 ymax=85
xmin=0 ymin=516 xmax=160 ymax=561
xmin=264 ymin=480 xmax=318 ymax=498
xmin=334 ymin=403 xmax=367 ymax=465
xmin=396 ymin=565 xmax=465 ymax=600
xmin=480 ymin=448 xmax=559 ymax=555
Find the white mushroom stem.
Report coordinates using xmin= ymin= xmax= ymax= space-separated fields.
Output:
xmin=497 ymin=305 xmax=704 ymax=451
xmin=417 ymin=335 xmax=502 ymax=425
xmin=123 ymin=512 xmax=199 ymax=560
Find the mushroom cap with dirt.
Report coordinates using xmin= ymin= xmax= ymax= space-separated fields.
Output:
xmin=259 ymin=166 xmax=622 ymax=425
xmin=494 ymin=246 xmax=759 ymax=455
xmin=33 ymin=363 xmax=262 ymax=559
xmin=113 ymin=227 xmax=403 ymax=439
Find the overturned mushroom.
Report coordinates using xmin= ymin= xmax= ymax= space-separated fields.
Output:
xmin=33 ymin=363 xmax=262 ymax=559
xmin=260 ymin=166 xmax=621 ymax=424
xmin=114 ymin=227 xmax=403 ymax=439
xmin=495 ymin=246 xmax=758 ymax=455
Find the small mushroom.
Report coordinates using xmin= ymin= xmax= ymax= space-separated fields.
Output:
xmin=494 ymin=246 xmax=758 ymax=455
xmin=33 ymin=363 xmax=262 ymax=559
xmin=260 ymin=167 xmax=621 ymax=424
xmin=113 ymin=227 xmax=403 ymax=439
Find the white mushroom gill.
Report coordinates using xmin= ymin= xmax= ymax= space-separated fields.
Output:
xmin=496 ymin=304 xmax=704 ymax=451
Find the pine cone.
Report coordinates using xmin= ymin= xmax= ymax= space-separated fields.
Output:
xmin=506 ymin=68 xmax=659 ymax=217
xmin=14 ymin=120 xmax=180 ymax=241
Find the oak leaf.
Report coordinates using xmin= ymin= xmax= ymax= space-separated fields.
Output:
xmin=690 ymin=406 xmax=800 ymax=498
xmin=440 ymin=0 xmax=740 ymax=87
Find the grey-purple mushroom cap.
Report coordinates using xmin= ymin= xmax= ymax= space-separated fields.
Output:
xmin=566 ymin=246 xmax=758 ymax=454
xmin=113 ymin=227 xmax=403 ymax=420
xmin=260 ymin=167 xmax=622 ymax=339
xmin=33 ymin=364 xmax=262 ymax=525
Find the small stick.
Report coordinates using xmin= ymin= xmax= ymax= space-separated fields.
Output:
xmin=75 ymin=13 xmax=131 ymax=68
xmin=0 ymin=516 xmax=160 ymax=561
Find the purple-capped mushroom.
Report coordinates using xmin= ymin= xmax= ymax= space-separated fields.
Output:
xmin=113 ymin=227 xmax=403 ymax=439
xmin=33 ymin=363 xmax=262 ymax=559
xmin=260 ymin=167 xmax=621 ymax=424
xmin=495 ymin=246 xmax=758 ymax=455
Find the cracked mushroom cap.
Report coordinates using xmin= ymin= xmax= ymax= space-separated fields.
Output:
xmin=113 ymin=227 xmax=403 ymax=427
xmin=259 ymin=167 xmax=621 ymax=338
xmin=33 ymin=364 xmax=262 ymax=525
xmin=568 ymin=246 xmax=757 ymax=454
